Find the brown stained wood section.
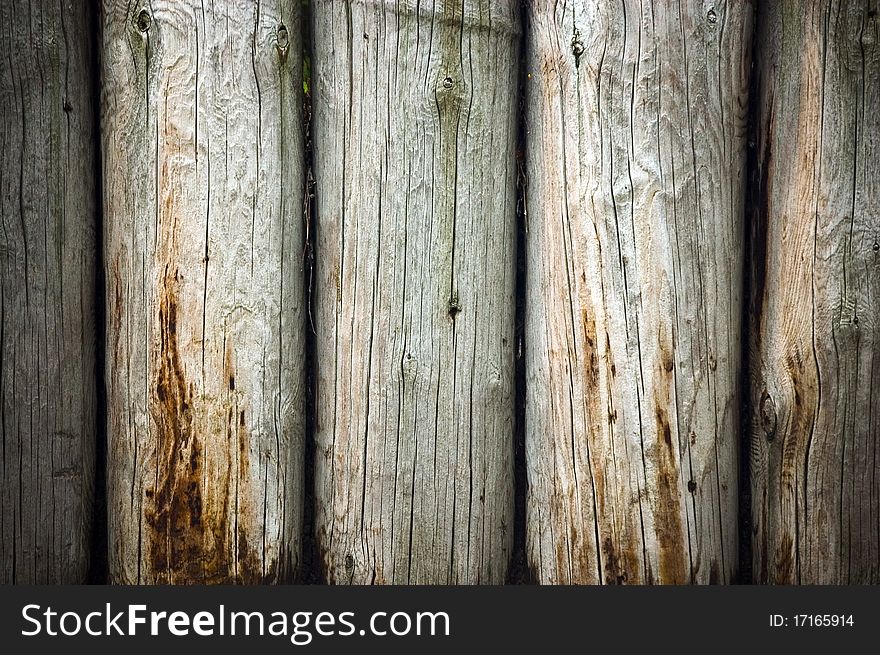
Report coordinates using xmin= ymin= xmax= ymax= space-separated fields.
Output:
xmin=102 ymin=0 xmax=306 ymax=584
xmin=525 ymin=0 xmax=753 ymax=584
xmin=749 ymin=0 xmax=880 ymax=584
xmin=145 ymin=268 xmax=223 ymax=581
xmin=0 ymin=0 xmax=98 ymax=583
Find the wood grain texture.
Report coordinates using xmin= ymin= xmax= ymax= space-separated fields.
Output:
xmin=525 ymin=0 xmax=752 ymax=583
xmin=311 ymin=0 xmax=519 ymax=584
xmin=102 ymin=0 xmax=305 ymax=583
xmin=0 ymin=0 xmax=98 ymax=584
xmin=749 ymin=0 xmax=880 ymax=584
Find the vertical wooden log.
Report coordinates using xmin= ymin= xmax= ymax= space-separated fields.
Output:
xmin=749 ymin=0 xmax=880 ymax=584
xmin=102 ymin=1 xmax=305 ymax=583
xmin=311 ymin=0 xmax=519 ymax=584
xmin=0 ymin=0 xmax=97 ymax=583
xmin=525 ymin=0 xmax=752 ymax=583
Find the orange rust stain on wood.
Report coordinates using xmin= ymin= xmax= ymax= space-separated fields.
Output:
xmin=600 ymin=535 xmax=620 ymax=584
xmin=622 ymin=534 xmax=642 ymax=584
xmin=653 ymin=401 xmax=688 ymax=584
xmin=661 ymin=349 xmax=674 ymax=373
xmin=138 ymin=236 xmax=273 ymax=583
xmin=590 ymin=455 xmax=642 ymax=584
xmin=145 ymin=268 xmax=209 ymax=582
xmin=143 ymin=268 xmax=256 ymax=583
xmin=233 ymin=405 xmax=270 ymax=583
xmin=581 ymin=306 xmax=604 ymax=433
xmin=601 ymin=534 xmax=641 ymax=585
xmin=648 ymin=334 xmax=688 ymax=584
xmin=577 ymin=307 xmax=606 ymax=582
xmin=582 ymin=307 xmax=600 ymax=391
xmin=546 ymin=486 xmax=594 ymax=582
xmin=583 ymin=313 xmax=645 ymax=585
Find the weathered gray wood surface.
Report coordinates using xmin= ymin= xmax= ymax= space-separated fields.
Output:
xmin=311 ymin=0 xmax=519 ymax=584
xmin=102 ymin=0 xmax=305 ymax=583
xmin=525 ymin=0 xmax=753 ymax=583
xmin=0 ymin=0 xmax=98 ymax=584
xmin=749 ymin=0 xmax=880 ymax=584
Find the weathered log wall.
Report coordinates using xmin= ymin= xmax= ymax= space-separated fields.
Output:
xmin=1 ymin=0 xmax=877 ymax=587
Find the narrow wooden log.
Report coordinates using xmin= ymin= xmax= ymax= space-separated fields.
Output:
xmin=311 ymin=0 xmax=519 ymax=584
xmin=0 ymin=0 xmax=98 ymax=583
xmin=749 ymin=0 xmax=880 ymax=584
xmin=102 ymin=0 xmax=305 ymax=583
xmin=525 ymin=0 xmax=753 ymax=583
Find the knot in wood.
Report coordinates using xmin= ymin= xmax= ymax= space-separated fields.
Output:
xmin=448 ymin=294 xmax=461 ymax=319
xmin=707 ymin=8 xmax=718 ymax=24
xmin=276 ymin=24 xmax=290 ymax=56
xmin=760 ymin=390 xmax=777 ymax=441
xmin=435 ymin=75 xmax=463 ymax=109
xmin=135 ymin=9 xmax=152 ymax=34
xmin=570 ymin=31 xmax=584 ymax=66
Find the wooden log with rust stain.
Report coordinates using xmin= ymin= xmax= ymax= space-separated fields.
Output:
xmin=311 ymin=0 xmax=519 ymax=584
xmin=102 ymin=0 xmax=306 ymax=583
xmin=0 ymin=0 xmax=98 ymax=584
xmin=749 ymin=0 xmax=880 ymax=584
xmin=525 ymin=0 xmax=753 ymax=583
